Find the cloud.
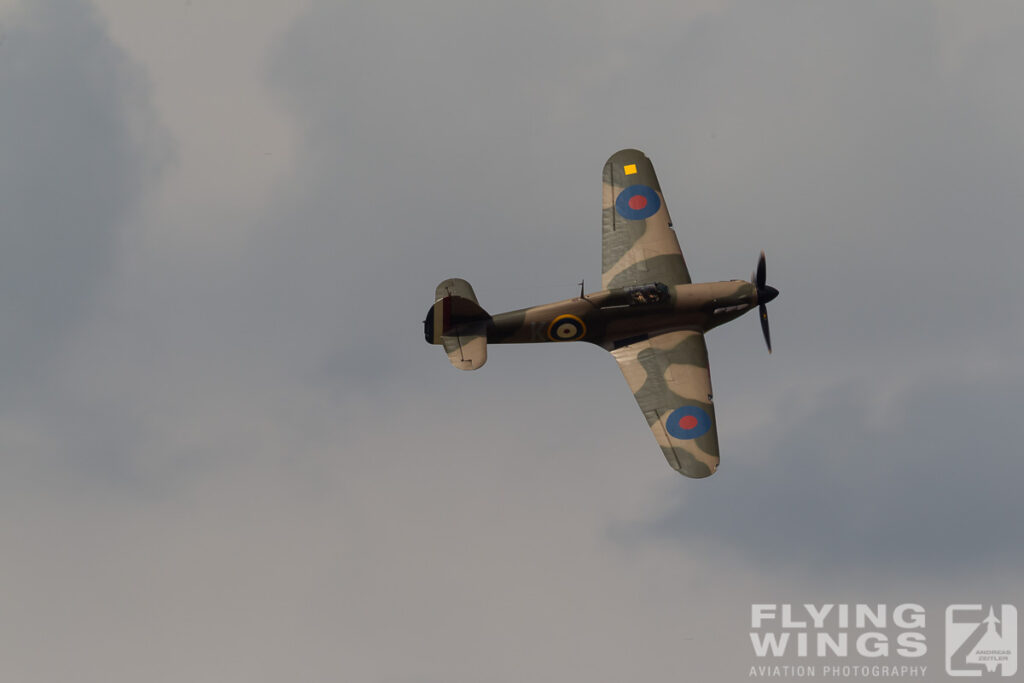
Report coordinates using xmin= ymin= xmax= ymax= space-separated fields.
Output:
xmin=2 ymin=1 xmax=1023 ymax=681
xmin=643 ymin=371 xmax=1024 ymax=576
xmin=0 ymin=0 xmax=164 ymax=397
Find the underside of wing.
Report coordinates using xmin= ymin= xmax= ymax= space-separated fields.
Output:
xmin=602 ymin=149 xmax=691 ymax=290
xmin=611 ymin=330 xmax=719 ymax=478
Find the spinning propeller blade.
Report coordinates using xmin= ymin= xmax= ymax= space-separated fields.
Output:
xmin=751 ymin=251 xmax=778 ymax=353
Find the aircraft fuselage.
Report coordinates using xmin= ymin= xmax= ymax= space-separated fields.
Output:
xmin=488 ymin=279 xmax=764 ymax=350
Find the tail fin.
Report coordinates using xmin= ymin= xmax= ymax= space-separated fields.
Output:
xmin=423 ymin=278 xmax=490 ymax=370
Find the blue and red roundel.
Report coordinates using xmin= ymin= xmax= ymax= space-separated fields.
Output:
xmin=615 ymin=185 xmax=661 ymax=221
xmin=665 ymin=406 xmax=712 ymax=440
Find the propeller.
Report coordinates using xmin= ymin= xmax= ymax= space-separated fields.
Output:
xmin=751 ymin=250 xmax=779 ymax=353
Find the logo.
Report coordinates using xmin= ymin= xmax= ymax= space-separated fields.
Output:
xmin=614 ymin=185 xmax=661 ymax=220
xmin=665 ymin=405 xmax=712 ymax=440
xmin=946 ymin=604 xmax=1018 ymax=677
xmin=747 ymin=604 xmax=929 ymax=679
xmin=546 ymin=314 xmax=586 ymax=342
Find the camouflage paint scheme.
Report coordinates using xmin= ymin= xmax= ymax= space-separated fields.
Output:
xmin=424 ymin=149 xmax=776 ymax=478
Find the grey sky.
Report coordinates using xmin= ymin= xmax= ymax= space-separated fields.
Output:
xmin=0 ymin=0 xmax=160 ymax=398
xmin=1 ymin=1 xmax=1022 ymax=681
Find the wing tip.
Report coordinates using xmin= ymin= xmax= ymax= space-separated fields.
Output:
xmin=665 ymin=448 xmax=719 ymax=478
xmin=606 ymin=148 xmax=648 ymax=167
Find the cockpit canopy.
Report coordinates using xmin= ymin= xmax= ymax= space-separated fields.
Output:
xmin=624 ymin=282 xmax=669 ymax=305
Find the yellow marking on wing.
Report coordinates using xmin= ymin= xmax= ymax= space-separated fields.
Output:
xmin=623 ymin=163 xmax=637 ymax=175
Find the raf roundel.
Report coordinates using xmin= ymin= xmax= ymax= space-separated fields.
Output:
xmin=615 ymin=184 xmax=661 ymax=221
xmin=665 ymin=405 xmax=712 ymax=440
xmin=546 ymin=314 xmax=587 ymax=342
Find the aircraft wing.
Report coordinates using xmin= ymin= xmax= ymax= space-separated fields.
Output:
xmin=611 ymin=330 xmax=720 ymax=477
xmin=602 ymin=149 xmax=691 ymax=289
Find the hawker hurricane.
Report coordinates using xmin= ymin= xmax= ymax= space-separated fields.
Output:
xmin=424 ymin=149 xmax=778 ymax=478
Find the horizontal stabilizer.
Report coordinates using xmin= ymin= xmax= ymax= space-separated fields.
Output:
xmin=434 ymin=278 xmax=479 ymax=303
xmin=424 ymin=278 xmax=490 ymax=370
xmin=442 ymin=321 xmax=488 ymax=371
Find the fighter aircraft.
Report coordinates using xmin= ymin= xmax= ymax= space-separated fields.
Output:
xmin=423 ymin=149 xmax=778 ymax=478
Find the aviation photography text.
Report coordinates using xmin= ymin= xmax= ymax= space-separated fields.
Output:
xmin=749 ymin=603 xmax=928 ymax=679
